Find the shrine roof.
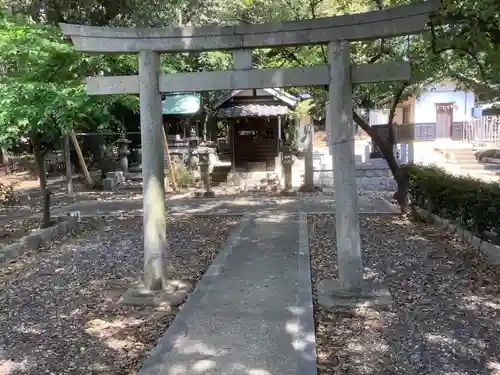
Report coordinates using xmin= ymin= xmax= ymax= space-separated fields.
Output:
xmin=217 ymin=104 xmax=289 ymax=118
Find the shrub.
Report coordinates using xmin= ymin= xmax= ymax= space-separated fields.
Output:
xmin=0 ymin=181 xmax=19 ymax=205
xmin=402 ymin=164 xmax=500 ymax=238
xmin=166 ymin=163 xmax=195 ymax=188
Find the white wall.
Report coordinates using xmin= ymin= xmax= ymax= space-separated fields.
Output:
xmin=369 ymin=109 xmax=388 ymax=126
xmin=369 ymin=81 xmax=476 ymax=126
xmin=414 ymin=81 xmax=475 ymax=123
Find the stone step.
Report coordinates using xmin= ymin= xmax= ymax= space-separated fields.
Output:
xmin=458 ymin=163 xmax=500 ymax=171
xmin=446 ymin=150 xmax=475 ymax=158
xmin=447 ymin=148 xmax=474 ymax=152
xmin=454 ymin=152 xmax=476 ymax=158
xmin=454 ymin=157 xmax=477 ymax=163
xmin=456 ymin=171 xmax=500 ymax=178
xmin=452 ymin=152 xmax=476 ymax=159
xmin=455 ymin=160 xmax=478 ymax=165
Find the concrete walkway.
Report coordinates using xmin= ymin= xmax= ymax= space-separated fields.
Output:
xmin=138 ymin=212 xmax=316 ymax=375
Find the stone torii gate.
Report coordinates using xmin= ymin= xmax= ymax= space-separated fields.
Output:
xmin=60 ymin=0 xmax=439 ymax=305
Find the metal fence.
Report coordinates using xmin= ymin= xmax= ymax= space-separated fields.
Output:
xmin=391 ymin=117 xmax=500 ymax=144
xmin=463 ymin=116 xmax=500 ymax=144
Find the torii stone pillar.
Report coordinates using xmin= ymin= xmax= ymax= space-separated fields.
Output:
xmin=328 ymin=41 xmax=363 ymax=291
xmin=139 ymin=51 xmax=168 ymax=291
xmin=318 ymin=41 xmax=392 ymax=309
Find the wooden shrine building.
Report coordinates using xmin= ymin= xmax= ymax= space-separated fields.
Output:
xmin=215 ymin=88 xmax=299 ymax=172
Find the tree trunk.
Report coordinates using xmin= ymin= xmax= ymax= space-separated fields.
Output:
xmin=353 ymin=111 xmax=409 ymax=214
xmin=64 ymin=134 xmax=74 ymax=196
xmin=352 ymin=82 xmax=410 ymax=214
xmin=1 ymin=148 xmax=9 ymax=175
xmin=33 ymin=136 xmax=52 ymax=228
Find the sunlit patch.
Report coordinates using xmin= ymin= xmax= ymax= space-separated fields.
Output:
xmin=487 ymin=361 xmax=500 ymax=374
xmin=292 ymin=339 xmax=307 ymax=351
xmin=285 ymin=320 xmax=301 ymax=334
xmin=168 ymin=363 xmax=187 ymax=375
xmin=459 ymin=295 xmax=500 ymax=311
xmin=12 ymin=323 xmax=41 ymax=335
xmin=0 ymin=359 xmax=30 ymax=374
xmin=406 ymin=234 xmax=429 ymax=242
xmin=425 ymin=333 xmax=457 ymax=345
xmin=248 ymin=369 xmax=273 ymax=375
xmin=85 ymin=317 xmax=145 ymax=350
xmin=176 ymin=339 xmax=228 ymax=357
xmin=286 ymin=306 xmax=305 ymax=315
xmin=192 ymin=359 xmax=216 ymax=372
xmin=363 ymin=267 xmax=379 ymax=280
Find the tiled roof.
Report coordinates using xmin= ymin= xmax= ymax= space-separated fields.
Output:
xmin=217 ymin=104 xmax=290 ymax=118
xmin=162 ymin=93 xmax=201 ymax=115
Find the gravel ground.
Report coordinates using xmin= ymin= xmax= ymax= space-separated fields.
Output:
xmin=0 ymin=215 xmax=240 ymax=375
xmin=0 ymin=218 xmax=50 ymax=247
xmin=309 ymin=214 xmax=500 ymax=375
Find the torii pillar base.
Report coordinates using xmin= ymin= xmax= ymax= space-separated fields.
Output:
xmin=317 ymin=279 xmax=393 ymax=315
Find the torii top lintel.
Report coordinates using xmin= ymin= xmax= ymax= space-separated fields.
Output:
xmin=60 ymin=0 xmax=439 ymax=53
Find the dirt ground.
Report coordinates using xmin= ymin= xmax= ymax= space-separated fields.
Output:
xmin=309 ymin=214 xmax=500 ymax=375
xmin=0 ymin=215 xmax=241 ymax=375
xmin=0 ymin=217 xmax=65 ymax=247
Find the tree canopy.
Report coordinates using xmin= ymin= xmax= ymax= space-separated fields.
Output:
xmin=0 ymin=0 xmax=498 ymax=140
xmin=0 ymin=14 xmax=140 ymax=148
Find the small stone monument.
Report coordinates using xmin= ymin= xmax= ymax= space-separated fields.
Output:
xmin=280 ymin=145 xmax=297 ymax=196
xmin=116 ymin=137 xmax=131 ymax=173
xmin=186 ymin=146 xmax=201 ymax=181
xmin=198 ymin=151 xmax=214 ymax=197
xmin=299 ymin=124 xmax=322 ymax=192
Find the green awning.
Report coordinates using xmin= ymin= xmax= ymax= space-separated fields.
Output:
xmin=162 ymin=93 xmax=201 ymax=115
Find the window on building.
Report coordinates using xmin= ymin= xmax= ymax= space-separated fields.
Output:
xmin=402 ymin=106 xmax=411 ymax=123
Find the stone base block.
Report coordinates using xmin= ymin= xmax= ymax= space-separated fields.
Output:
xmin=106 ymin=171 xmax=125 ymax=184
xmin=119 ymin=279 xmax=192 ymax=308
xmin=298 ymin=184 xmax=323 ymax=193
xmin=116 ymin=170 xmax=125 ymax=184
xmin=317 ymin=279 xmax=393 ymax=313
xmin=194 ymin=190 xmax=215 ymax=198
xmin=102 ymin=177 xmax=117 ymax=190
xmin=226 ymin=172 xmax=241 ymax=187
xmin=280 ymin=189 xmax=298 ymax=196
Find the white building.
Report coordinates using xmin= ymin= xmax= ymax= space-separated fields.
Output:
xmin=368 ymin=80 xmax=476 ymax=163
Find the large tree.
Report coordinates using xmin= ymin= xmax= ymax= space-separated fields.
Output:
xmin=0 ymin=14 xmax=138 ymax=226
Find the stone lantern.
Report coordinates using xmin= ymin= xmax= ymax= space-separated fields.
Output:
xmin=116 ymin=137 xmax=131 ymax=173
xmin=280 ymin=144 xmax=297 ymax=194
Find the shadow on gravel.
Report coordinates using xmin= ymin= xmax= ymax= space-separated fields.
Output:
xmin=310 ymin=214 xmax=500 ymax=375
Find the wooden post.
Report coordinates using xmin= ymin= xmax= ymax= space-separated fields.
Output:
xmin=64 ymin=134 xmax=74 ymax=196
xmin=231 ymin=122 xmax=236 ymax=172
xmin=69 ymin=131 xmax=93 ymax=186
xmin=304 ymin=123 xmax=314 ymax=187
xmin=162 ymin=127 xmax=178 ymax=191
xmin=2 ymin=148 xmax=9 ymax=175
xmin=203 ymin=114 xmax=208 ymax=142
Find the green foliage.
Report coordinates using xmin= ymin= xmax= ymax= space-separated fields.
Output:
xmin=167 ymin=164 xmax=195 ymax=188
xmin=0 ymin=0 xmax=497 ymax=144
xmin=0 ymin=15 xmax=139 ymax=148
xmin=291 ymin=99 xmax=315 ymax=119
xmin=0 ymin=181 xmax=19 ymax=205
xmin=403 ymin=164 xmax=500 ymax=238
xmin=429 ymin=0 xmax=500 ymax=102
